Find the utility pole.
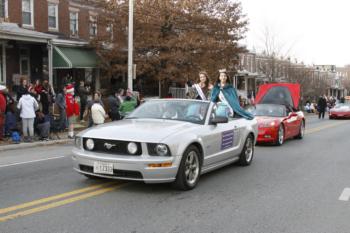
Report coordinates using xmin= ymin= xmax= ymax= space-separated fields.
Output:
xmin=128 ymin=0 xmax=134 ymax=91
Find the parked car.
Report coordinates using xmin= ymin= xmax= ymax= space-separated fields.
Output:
xmin=72 ymin=99 xmax=258 ymax=190
xmin=251 ymin=83 xmax=305 ymax=146
xmin=329 ymin=103 xmax=350 ymax=119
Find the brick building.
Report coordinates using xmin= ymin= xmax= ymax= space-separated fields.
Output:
xmin=0 ymin=0 xmax=101 ymax=95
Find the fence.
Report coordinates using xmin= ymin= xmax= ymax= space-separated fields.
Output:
xmin=169 ymin=87 xmax=187 ymax=98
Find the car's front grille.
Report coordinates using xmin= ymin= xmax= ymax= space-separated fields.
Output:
xmin=83 ymin=138 xmax=142 ymax=156
xmin=79 ymin=165 xmax=143 ymax=179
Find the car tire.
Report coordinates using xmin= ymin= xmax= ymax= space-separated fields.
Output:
xmin=275 ymin=125 xmax=284 ymax=146
xmin=238 ymin=134 xmax=254 ymax=166
xmin=173 ymin=145 xmax=202 ymax=191
xmin=296 ymin=121 xmax=305 ymax=139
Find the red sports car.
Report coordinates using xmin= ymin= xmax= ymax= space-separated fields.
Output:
xmin=252 ymin=83 xmax=305 ymax=146
xmin=329 ymin=103 xmax=350 ymax=119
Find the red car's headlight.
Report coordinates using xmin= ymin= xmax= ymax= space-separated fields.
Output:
xmin=259 ymin=121 xmax=277 ymax=128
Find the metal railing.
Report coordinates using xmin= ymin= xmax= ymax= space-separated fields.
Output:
xmin=169 ymin=87 xmax=187 ymax=98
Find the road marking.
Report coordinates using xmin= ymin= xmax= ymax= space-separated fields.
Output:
xmin=0 ymin=183 xmax=125 ymax=222
xmin=305 ymin=121 xmax=348 ymax=135
xmin=0 ymin=156 xmax=66 ymax=168
xmin=0 ymin=181 xmax=118 ymax=215
xmin=339 ymin=188 xmax=350 ymax=201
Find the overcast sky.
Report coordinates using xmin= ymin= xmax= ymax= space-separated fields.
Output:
xmin=239 ymin=0 xmax=350 ymax=67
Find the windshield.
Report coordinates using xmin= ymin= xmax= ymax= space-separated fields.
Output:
xmin=250 ymin=104 xmax=287 ymax=117
xmin=126 ymin=100 xmax=209 ymax=124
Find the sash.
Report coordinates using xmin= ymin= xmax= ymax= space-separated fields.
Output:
xmin=193 ymin=84 xmax=207 ymax=100
xmin=219 ymin=90 xmax=234 ymax=116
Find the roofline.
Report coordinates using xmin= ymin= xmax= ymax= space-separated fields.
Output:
xmin=52 ymin=38 xmax=89 ymax=47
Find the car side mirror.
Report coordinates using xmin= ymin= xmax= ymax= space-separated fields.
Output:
xmin=211 ymin=116 xmax=229 ymax=125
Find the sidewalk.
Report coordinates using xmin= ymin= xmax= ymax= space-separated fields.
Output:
xmin=0 ymin=123 xmax=87 ymax=152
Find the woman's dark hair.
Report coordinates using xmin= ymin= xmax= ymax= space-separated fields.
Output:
xmin=198 ymin=71 xmax=210 ymax=87
xmin=215 ymin=72 xmax=231 ymax=85
xmin=125 ymin=96 xmax=131 ymax=101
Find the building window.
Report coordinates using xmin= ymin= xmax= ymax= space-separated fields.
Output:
xmin=89 ymin=15 xmax=97 ymax=38
xmin=70 ymin=11 xmax=78 ymax=37
xmin=106 ymin=24 xmax=114 ymax=41
xmin=22 ymin=0 xmax=34 ymax=27
xmin=48 ymin=3 xmax=58 ymax=30
xmin=19 ymin=48 xmax=30 ymax=75
xmin=0 ymin=0 xmax=8 ymax=18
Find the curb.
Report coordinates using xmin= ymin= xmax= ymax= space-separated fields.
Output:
xmin=0 ymin=139 xmax=73 ymax=152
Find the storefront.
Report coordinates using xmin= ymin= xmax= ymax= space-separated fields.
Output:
xmin=0 ymin=23 xmax=56 ymax=93
xmin=51 ymin=40 xmax=99 ymax=92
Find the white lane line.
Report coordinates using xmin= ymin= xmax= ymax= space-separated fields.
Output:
xmin=0 ymin=156 xmax=66 ymax=168
xmin=339 ymin=188 xmax=350 ymax=201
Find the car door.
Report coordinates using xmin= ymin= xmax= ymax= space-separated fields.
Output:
xmin=201 ymin=102 xmax=242 ymax=167
xmin=283 ymin=111 xmax=299 ymax=138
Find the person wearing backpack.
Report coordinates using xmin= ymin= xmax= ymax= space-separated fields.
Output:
xmin=17 ymin=90 xmax=39 ymax=142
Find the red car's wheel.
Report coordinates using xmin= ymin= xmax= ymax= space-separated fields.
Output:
xmin=296 ymin=121 xmax=305 ymax=139
xmin=275 ymin=125 xmax=284 ymax=146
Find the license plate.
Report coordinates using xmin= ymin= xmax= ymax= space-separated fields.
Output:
xmin=93 ymin=161 xmax=113 ymax=175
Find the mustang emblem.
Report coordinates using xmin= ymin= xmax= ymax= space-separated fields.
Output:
xmin=104 ymin=143 xmax=116 ymax=150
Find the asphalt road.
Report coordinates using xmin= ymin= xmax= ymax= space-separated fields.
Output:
xmin=1 ymin=114 xmax=350 ymax=233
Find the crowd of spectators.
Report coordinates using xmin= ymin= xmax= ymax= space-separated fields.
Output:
xmin=0 ymin=78 xmax=141 ymax=143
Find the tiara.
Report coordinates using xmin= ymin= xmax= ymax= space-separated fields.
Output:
xmin=219 ymin=69 xmax=227 ymax=73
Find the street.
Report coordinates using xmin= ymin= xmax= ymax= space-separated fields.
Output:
xmin=0 ymin=115 xmax=349 ymax=233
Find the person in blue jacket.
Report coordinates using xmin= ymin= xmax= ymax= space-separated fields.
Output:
xmin=210 ymin=69 xmax=254 ymax=120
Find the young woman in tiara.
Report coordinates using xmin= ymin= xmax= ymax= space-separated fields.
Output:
xmin=210 ymin=69 xmax=254 ymax=120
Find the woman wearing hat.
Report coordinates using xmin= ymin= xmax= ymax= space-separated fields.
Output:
xmin=210 ymin=69 xmax=254 ymax=120
xmin=187 ymin=71 xmax=213 ymax=100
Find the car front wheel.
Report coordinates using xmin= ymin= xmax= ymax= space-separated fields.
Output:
xmin=296 ymin=121 xmax=305 ymax=139
xmin=275 ymin=125 xmax=284 ymax=146
xmin=174 ymin=145 xmax=201 ymax=191
xmin=238 ymin=134 xmax=254 ymax=166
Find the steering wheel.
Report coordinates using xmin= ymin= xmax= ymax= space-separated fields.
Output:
xmin=186 ymin=114 xmax=202 ymax=121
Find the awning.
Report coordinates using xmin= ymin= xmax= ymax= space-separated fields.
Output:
xmin=53 ymin=46 xmax=98 ymax=69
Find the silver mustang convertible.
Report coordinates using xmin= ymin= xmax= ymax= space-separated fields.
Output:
xmin=72 ymin=99 xmax=258 ymax=190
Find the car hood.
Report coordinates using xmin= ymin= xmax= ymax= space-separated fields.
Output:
xmin=255 ymin=83 xmax=300 ymax=109
xmin=78 ymin=119 xmax=197 ymax=142
xmin=255 ymin=116 xmax=283 ymax=123
xmin=331 ymin=106 xmax=350 ymax=112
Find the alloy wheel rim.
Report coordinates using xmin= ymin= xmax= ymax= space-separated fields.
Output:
xmin=301 ymin=123 xmax=305 ymax=137
xmin=185 ymin=151 xmax=199 ymax=185
xmin=245 ymin=137 xmax=253 ymax=162
xmin=279 ymin=127 xmax=284 ymax=144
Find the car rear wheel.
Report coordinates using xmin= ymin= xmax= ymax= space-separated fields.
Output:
xmin=238 ymin=135 xmax=254 ymax=166
xmin=275 ymin=125 xmax=284 ymax=146
xmin=296 ymin=121 xmax=305 ymax=139
xmin=173 ymin=145 xmax=201 ymax=191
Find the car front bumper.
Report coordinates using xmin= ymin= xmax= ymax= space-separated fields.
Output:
xmin=257 ymin=127 xmax=278 ymax=143
xmin=72 ymin=148 xmax=181 ymax=183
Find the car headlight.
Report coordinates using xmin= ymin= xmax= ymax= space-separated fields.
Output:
xmin=127 ymin=142 xmax=138 ymax=155
xmin=75 ymin=137 xmax=82 ymax=149
xmin=155 ymin=144 xmax=169 ymax=156
xmin=147 ymin=143 xmax=171 ymax=156
xmin=259 ymin=121 xmax=276 ymax=128
xmin=85 ymin=138 xmax=95 ymax=151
